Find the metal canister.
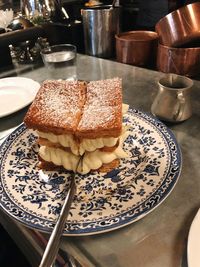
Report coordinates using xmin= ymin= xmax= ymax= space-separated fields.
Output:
xmin=82 ymin=5 xmax=121 ymax=58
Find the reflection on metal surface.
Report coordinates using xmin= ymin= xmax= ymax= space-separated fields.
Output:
xmin=157 ymin=43 xmax=200 ymax=78
xmin=20 ymin=0 xmax=61 ymax=21
xmin=115 ymin=31 xmax=158 ymax=67
xmin=156 ymin=2 xmax=200 ymax=47
xmin=82 ymin=5 xmax=121 ymax=58
xmin=151 ymin=74 xmax=193 ymax=122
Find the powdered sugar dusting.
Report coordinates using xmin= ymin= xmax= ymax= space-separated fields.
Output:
xmin=78 ymin=78 xmax=122 ymax=132
xmin=24 ymin=78 xmax=122 ymax=136
xmin=24 ymin=80 xmax=86 ymax=132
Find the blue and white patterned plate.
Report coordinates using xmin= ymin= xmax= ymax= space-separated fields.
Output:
xmin=0 ymin=109 xmax=182 ymax=235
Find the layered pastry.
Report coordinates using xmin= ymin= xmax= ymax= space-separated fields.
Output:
xmin=24 ymin=78 xmax=129 ymax=174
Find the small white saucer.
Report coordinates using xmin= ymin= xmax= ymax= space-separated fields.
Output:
xmin=0 ymin=77 xmax=40 ymax=118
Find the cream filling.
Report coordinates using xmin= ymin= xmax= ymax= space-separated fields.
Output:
xmin=38 ymin=104 xmax=129 ymax=155
xmin=39 ymin=131 xmax=130 ymax=175
xmin=38 ymin=131 xmax=119 ymax=156
xmin=122 ymin=103 xmax=129 ymax=114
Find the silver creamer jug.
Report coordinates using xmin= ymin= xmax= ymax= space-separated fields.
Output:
xmin=151 ymin=74 xmax=193 ymax=122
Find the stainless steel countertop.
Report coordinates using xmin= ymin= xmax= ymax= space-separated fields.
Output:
xmin=0 ymin=54 xmax=200 ymax=267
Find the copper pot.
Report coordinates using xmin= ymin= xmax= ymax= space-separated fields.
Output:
xmin=115 ymin=31 xmax=158 ymax=67
xmin=157 ymin=43 xmax=200 ymax=77
xmin=156 ymin=2 xmax=200 ymax=47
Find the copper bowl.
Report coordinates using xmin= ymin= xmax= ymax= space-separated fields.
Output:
xmin=115 ymin=31 xmax=158 ymax=67
xmin=157 ymin=43 xmax=200 ymax=77
xmin=156 ymin=2 xmax=200 ymax=47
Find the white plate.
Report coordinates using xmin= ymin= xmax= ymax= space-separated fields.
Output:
xmin=188 ymin=208 xmax=200 ymax=267
xmin=0 ymin=109 xmax=182 ymax=235
xmin=0 ymin=77 xmax=40 ymax=118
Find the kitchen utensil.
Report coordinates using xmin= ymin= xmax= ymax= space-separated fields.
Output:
xmin=20 ymin=0 xmax=61 ymax=21
xmin=151 ymin=74 xmax=193 ymax=122
xmin=155 ymin=2 xmax=200 ymax=47
xmin=39 ymin=156 xmax=83 ymax=267
xmin=115 ymin=31 xmax=158 ymax=67
xmin=82 ymin=5 xmax=121 ymax=58
xmin=157 ymin=43 xmax=200 ymax=78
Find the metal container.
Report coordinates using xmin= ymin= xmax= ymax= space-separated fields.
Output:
xmin=20 ymin=0 xmax=60 ymax=21
xmin=155 ymin=2 xmax=200 ymax=47
xmin=151 ymin=74 xmax=193 ymax=122
xmin=157 ymin=43 xmax=200 ymax=78
xmin=82 ymin=5 xmax=121 ymax=58
xmin=115 ymin=31 xmax=158 ymax=67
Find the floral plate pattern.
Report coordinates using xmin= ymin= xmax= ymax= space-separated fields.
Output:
xmin=0 ymin=109 xmax=182 ymax=235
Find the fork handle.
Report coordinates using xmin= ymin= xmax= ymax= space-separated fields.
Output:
xmin=39 ymin=178 xmax=76 ymax=267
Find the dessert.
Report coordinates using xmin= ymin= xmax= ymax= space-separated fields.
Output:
xmin=24 ymin=78 xmax=129 ymax=174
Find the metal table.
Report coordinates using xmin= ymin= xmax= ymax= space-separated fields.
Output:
xmin=0 ymin=54 xmax=200 ymax=267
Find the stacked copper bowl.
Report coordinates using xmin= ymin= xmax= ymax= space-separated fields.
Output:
xmin=156 ymin=2 xmax=200 ymax=78
xmin=115 ymin=31 xmax=158 ymax=68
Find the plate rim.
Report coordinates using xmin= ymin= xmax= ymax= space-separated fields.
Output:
xmin=0 ymin=77 xmax=40 ymax=118
xmin=0 ymin=109 xmax=182 ymax=235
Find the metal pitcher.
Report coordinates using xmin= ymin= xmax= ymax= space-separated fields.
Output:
xmin=151 ymin=74 xmax=193 ymax=122
xmin=82 ymin=5 xmax=121 ymax=58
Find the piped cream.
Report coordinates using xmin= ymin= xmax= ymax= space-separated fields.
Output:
xmin=39 ymin=131 xmax=130 ymax=174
